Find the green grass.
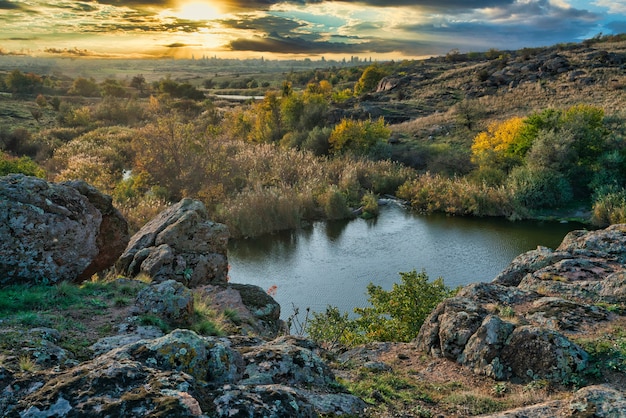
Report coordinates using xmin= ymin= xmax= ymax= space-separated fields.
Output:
xmin=0 ymin=279 xmax=148 ymax=364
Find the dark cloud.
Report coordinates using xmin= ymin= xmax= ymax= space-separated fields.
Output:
xmin=227 ymin=30 xmax=435 ymax=55
xmin=223 ymin=0 xmax=515 ymax=11
xmin=164 ymin=42 xmax=202 ymax=48
xmin=219 ymin=15 xmax=304 ymax=33
xmin=488 ymin=0 xmax=598 ymax=23
xmin=95 ymin=0 xmax=173 ymax=7
xmin=0 ymin=0 xmax=23 ymax=10
xmin=606 ymin=21 xmax=626 ymax=34
xmin=331 ymin=0 xmax=513 ymax=8
xmin=49 ymin=2 xmax=99 ymax=12
xmin=44 ymin=47 xmax=97 ymax=56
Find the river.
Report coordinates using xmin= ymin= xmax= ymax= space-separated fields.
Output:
xmin=227 ymin=203 xmax=586 ymax=318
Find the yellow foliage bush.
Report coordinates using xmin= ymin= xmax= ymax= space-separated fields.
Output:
xmin=471 ymin=117 xmax=525 ymax=169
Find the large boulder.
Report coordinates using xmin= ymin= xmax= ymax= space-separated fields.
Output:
xmin=5 ymin=330 xmax=365 ymax=417
xmin=199 ymin=283 xmax=284 ymax=339
xmin=117 ymin=198 xmax=229 ymax=287
xmin=417 ymin=225 xmax=626 ymax=383
xmin=0 ymin=174 xmax=128 ymax=286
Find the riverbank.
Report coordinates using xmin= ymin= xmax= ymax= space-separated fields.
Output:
xmin=1 ymin=192 xmax=624 ymax=417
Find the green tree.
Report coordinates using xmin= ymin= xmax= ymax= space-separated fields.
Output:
xmin=100 ymin=78 xmax=127 ymax=98
xmin=354 ymin=64 xmax=387 ymax=95
xmin=68 ymin=77 xmax=100 ymax=97
xmin=130 ymin=74 xmax=146 ymax=93
xmin=329 ymin=117 xmax=391 ymax=156
xmin=354 ymin=270 xmax=456 ymax=342
xmin=306 ymin=270 xmax=456 ymax=347
xmin=5 ymin=70 xmax=43 ymax=94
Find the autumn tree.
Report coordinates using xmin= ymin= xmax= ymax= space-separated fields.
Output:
xmin=329 ymin=117 xmax=391 ymax=156
xmin=5 ymin=70 xmax=43 ymax=94
xmin=354 ymin=64 xmax=387 ymax=96
xmin=470 ymin=116 xmax=525 ymax=171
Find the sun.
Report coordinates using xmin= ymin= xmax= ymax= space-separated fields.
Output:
xmin=176 ymin=1 xmax=222 ymax=21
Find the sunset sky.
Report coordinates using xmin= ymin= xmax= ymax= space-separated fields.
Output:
xmin=1 ymin=1 xmax=625 ymax=60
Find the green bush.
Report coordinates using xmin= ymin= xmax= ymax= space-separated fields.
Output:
xmin=591 ymin=187 xmax=626 ymax=227
xmin=506 ymin=166 xmax=573 ymax=209
xmin=0 ymin=152 xmax=45 ymax=177
xmin=317 ymin=186 xmax=351 ymax=220
xmin=306 ymin=270 xmax=456 ymax=348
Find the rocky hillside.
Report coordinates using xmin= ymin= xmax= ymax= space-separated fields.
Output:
xmin=1 ymin=174 xmax=626 ymax=417
xmin=346 ymin=37 xmax=626 ymax=127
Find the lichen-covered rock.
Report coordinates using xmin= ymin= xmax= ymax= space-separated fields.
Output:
xmin=499 ymin=326 xmax=588 ymax=382
xmin=557 ymin=224 xmax=626 ymax=261
xmin=10 ymin=357 xmax=206 ymax=417
xmin=200 ymin=283 xmax=284 ymax=339
xmin=133 ymin=280 xmax=195 ymax=326
xmin=240 ymin=335 xmax=335 ymax=386
xmin=492 ymin=246 xmax=569 ymax=287
xmin=459 ymin=315 xmax=515 ymax=380
xmin=417 ymin=224 xmax=626 ymax=384
xmin=5 ymin=330 xmax=364 ymax=418
xmin=112 ymin=329 xmax=244 ymax=384
xmin=0 ymin=174 xmax=128 ymax=286
xmin=61 ymin=179 xmax=129 ymax=281
xmin=117 ymin=198 xmax=229 ymax=287
xmin=480 ymin=385 xmax=626 ymax=418
xmin=213 ymin=384 xmax=317 ymax=417
xmin=415 ymin=297 xmax=487 ymax=360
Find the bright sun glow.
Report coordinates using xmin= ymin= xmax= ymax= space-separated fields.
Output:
xmin=176 ymin=2 xmax=221 ymax=20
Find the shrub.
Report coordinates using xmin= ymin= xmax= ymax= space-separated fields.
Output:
xmin=306 ymin=270 xmax=456 ymax=347
xmin=591 ymin=187 xmax=626 ymax=227
xmin=354 ymin=64 xmax=388 ymax=95
xmin=329 ymin=117 xmax=391 ymax=156
xmin=353 ymin=270 xmax=457 ymax=342
xmin=471 ymin=117 xmax=525 ymax=171
xmin=506 ymin=166 xmax=573 ymax=209
xmin=0 ymin=152 xmax=45 ymax=177
xmin=317 ymin=186 xmax=351 ymax=220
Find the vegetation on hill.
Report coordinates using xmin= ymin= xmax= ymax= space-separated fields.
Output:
xmin=1 ymin=34 xmax=626 ymax=237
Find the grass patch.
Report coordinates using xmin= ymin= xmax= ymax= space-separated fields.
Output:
xmin=138 ymin=314 xmax=171 ymax=334
xmin=442 ymin=393 xmax=508 ymax=416
xmin=345 ymin=370 xmax=424 ymax=405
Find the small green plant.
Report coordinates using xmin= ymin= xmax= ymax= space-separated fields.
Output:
xmin=497 ymin=305 xmax=515 ymax=318
xmin=491 ymin=382 xmax=508 ymax=397
xmin=191 ymin=319 xmax=223 ymax=336
xmin=223 ymin=308 xmax=241 ymax=325
xmin=138 ymin=314 xmax=170 ymax=334
xmin=19 ymin=355 xmax=37 ymax=372
xmin=113 ymin=296 xmax=131 ymax=307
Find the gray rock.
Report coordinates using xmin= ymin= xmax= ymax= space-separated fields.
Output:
xmin=117 ymin=198 xmax=229 ymax=287
xmin=0 ymin=175 xmax=128 ymax=286
xmin=8 ymin=330 xmax=363 ymax=418
xmin=133 ymin=280 xmax=195 ymax=326
xmin=240 ymin=335 xmax=335 ymax=386
xmin=459 ymin=315 xmax=515 ymax=380
xmin=199 ymin=283 xmax=284 ymax=339
xmin=112 ymin=329 xmax=244 ymax=384
xmin=492 ymin=246 xmax=569 ymax=287
xmin=481 ymin=385 xmax=626 ymax=418
xmin=499 ymin=326 xmax=588 ymax=382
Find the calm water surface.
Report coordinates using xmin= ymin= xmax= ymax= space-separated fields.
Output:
xmin=227 ymin=203 xmax=585 ymax=318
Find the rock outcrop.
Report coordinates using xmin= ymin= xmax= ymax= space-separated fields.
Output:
xmin=0 ymin=174 xmax=128 ymax=285
xmin=117 ymin=198 xmax=229 ymax=287
xmin=416 ymin=225 xmax=626 ymax=383
xmin=4 ymin=331 xmax=366 ymax=417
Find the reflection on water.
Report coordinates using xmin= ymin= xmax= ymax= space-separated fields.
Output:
xmin=227 ymin=204 xmax=586 ymax=318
